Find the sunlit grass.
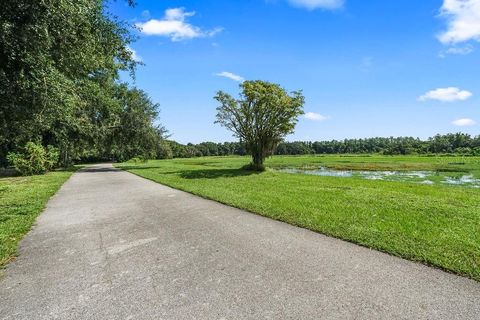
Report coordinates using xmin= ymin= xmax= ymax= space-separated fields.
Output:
xmin=0 ymin=170 xmax=75 ymax=267
xmin=117 ymin=155 xmax=480 ymax=281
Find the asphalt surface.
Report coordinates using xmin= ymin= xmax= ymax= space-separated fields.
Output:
xmin=1 ymin=163 xmax=479 ymax=319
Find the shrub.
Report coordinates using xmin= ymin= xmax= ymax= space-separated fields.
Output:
xmin=127 ymin=156 xmax=148 ymax=164
xmin=45 ymin=145 xmax=60 ymax=170
xmin=6 ymin=142 xmax=59 ymax=175
xmin=157 ymin=141 xmax=173 ymax=159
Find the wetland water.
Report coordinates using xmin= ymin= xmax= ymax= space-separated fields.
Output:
xmin=277 ymin=167 xmax=480 ymax=188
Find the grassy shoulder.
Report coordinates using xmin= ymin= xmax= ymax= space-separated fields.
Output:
xmin=117 ymin=155 xmax=480 ymax=281
xmin=0 ymin=169 xmax=76 ymax=267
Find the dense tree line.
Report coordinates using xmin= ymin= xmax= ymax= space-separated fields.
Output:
xmin=165 ymin=141 xmax=247 ymax=158
xmin=164 ymin=133 xmax=480 ymax=158
xmin=0 ymin=0 xmax=167 ymax=170
xmin=308 ymin=133 xmax=480 ymax=155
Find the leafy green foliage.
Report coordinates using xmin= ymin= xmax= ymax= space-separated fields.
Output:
xmin=127 ymin=156 xmax=148 ymax=164
xmin=104 ymin=85 xmax=168 ymax=162
xmin=0 ymin=0 xmax=167 ymax=168
xmin=7 ymin=142 xmax=59 ymax=175
xmin=45 ymin=145 xmax=60 ymax=170
xmin=215 ymin=80 xmax=304 ymax=170
xmin=157 ymin=140 xmax=174 ymax=159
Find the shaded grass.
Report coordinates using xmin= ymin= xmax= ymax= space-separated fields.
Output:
xmin=117 ymin=155 xmax=480 ymax=281
xmin=0 ymin=168 xmax=76 ymax=267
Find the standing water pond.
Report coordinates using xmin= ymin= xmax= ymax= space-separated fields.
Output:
xmin=276 ymin=167 xmax=480 ymax=188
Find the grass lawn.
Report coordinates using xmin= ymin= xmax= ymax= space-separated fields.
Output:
xmin=117 ymin=155 xmax=480 ymax=281
xmin=0 ymin=169 xmax=75 ymax=268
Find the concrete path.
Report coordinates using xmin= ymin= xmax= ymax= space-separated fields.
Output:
xmin=1 ymin=164 xmax=479 ymax=320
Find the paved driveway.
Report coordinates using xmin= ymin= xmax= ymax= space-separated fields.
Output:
xmin=1 ymin=163 xmax=479 ymax=319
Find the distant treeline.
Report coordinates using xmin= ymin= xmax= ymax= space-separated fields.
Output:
xmin=163 ymin=133 xmax=480 ymax=158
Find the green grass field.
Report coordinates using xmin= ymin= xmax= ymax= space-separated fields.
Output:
xmin=117 ymin=155 xmax=480 ymax=281
xmin=0 ymin=170 xmax=75 ymax=268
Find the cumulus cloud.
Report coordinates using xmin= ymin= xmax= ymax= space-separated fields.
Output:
xmin=452 ymin=118 xmax=477 ymax=126
xmin=418 ymin=87 xmax=472 ymax=102
xmin=286 ymin=0 xmax=344 ymax=10
xmin=437 ymin=0 xmax=480 ymax=44
xmin=136 ymin=8 xmax=222 ymax=41
xmin=215 ymin=72 xmax=245 ymax=82
xmin=304 ymin=112 xmax=330 ymax=121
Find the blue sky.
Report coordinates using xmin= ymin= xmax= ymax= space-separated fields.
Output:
xmin=109 ymin=0 xmax=480 ymax=143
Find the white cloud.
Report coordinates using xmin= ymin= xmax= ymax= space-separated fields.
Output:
xmin=418 ymin=87 xmax=472 ymax=102
xmin=215 ymin=72 xmax=245 ymax=82
xmin=304 ymin=112 xmax=330 ymax=121
xmin=287 ymin=0 xmax=344 ymax=10
xmin=452 ymin=118 xmax=477 ymax=126
xmin=438 ymin=0 xmax=480 ymax=44
xmin=439 ymin=44 xmax=474 ymax=57
xmin=136 ymin=8 xmax=222 ymax=41
xmin=127 ymin=46 xmax=142 ymax=62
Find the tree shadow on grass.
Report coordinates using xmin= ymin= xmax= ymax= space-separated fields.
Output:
xmin=80 ymin=167 xmax=120 ymax=173
xmin=115 ymin=165 xmax=165 ymax=171
xmin=114 ymin=164 xmax=263 ymax=179
xmin=0 ymin=165 xmax=81 ymax=178
xmin=0 ymin=167 xmax=18 ymax=178
xmin=179 ymin=168 xmax=262 ymax=179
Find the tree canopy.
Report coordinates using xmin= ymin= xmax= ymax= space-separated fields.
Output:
xmin=215 ymin=80 xmax=304 ymax=170
xmin=0 ymin=0 xmax=166 ymax=169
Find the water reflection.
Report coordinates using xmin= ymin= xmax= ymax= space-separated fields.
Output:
xmin=276 ymin=167 xmax=480 ymax=188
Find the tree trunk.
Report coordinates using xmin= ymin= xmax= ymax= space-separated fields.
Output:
xmin=251 ymin=148 xmax=265 ymax=171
